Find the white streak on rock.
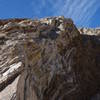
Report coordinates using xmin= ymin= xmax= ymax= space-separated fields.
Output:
xmin=3 ymin=62 xmax=22 ymax=77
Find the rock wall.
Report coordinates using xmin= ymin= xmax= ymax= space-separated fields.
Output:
xmin=0 ymin=16 xmax=100 ymax=100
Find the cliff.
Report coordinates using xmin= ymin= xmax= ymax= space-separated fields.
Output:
xmin=0 ymin=16 xmax=100 ymax=100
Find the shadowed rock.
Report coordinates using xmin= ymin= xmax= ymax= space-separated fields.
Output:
xmin=16 ymin=17 xmax=100 ymax=100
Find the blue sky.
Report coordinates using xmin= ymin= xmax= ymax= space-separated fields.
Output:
xmin=0 ymin=0 xmax=100 ymax=28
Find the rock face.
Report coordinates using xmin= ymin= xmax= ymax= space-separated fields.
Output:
xmin=79 ymin=28 xmax=100 ymax=36
xmin=0 ymin=16 xmax=100 ymax=100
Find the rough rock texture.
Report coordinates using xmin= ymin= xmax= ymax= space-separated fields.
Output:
xmin=0 ymin=16 xmax=100 ymax=100
xmin=79 ymin=28 xmax=100 ymax=36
